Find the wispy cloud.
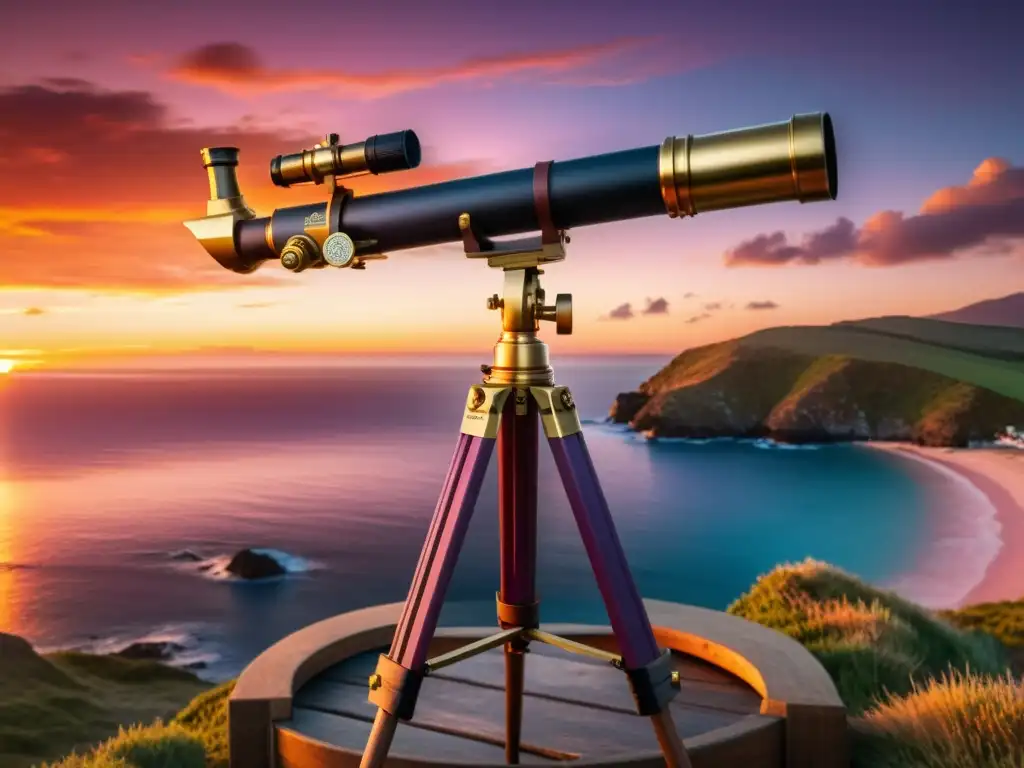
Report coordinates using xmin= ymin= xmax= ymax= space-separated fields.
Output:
xmin=165 ymin=37 xmax=686 ymax=98
xmin=22 ymin=307 xmax=46 ymax=316
xmin=746 ymin=300 xmax=779 ymax=310
xmin=686 ymin=313 xmax=712 ymax=324
xmin=724 ymin=158 xmax=1024 ymax=267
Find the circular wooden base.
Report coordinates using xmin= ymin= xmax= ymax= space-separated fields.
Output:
xmin=228 ymin=600 xmax=848 ymax=768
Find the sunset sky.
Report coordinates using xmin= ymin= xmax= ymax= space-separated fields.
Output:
xmin=0 ymin=0 xmax=1021 ymax=367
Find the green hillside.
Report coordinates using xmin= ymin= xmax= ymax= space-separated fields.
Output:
xmin=840 ymin=316 xmax=1024 ymax=361
xmin=611 ymin=318 xmax=1024 ymax=445
xmin=740 ymin=323 xmax=1024 ymax=401
xmin=0 ymin=635 xmax=210 ymax=768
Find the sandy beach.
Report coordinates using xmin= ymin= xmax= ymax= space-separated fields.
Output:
xmin=865 ymin=442 xmax=1024 ymax=608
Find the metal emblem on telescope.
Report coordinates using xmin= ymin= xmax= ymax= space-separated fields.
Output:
xmin=304 ymin=210 xmax=326 ymax=227
xmin=468 ymin=387 xmax=487 ymax=412
xmin=559 ymin=389 xmax=575 ymax=411
xmin=323 ymin=232 xmax=356 ymax=268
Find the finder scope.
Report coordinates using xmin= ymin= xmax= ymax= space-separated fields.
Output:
xmin=184 ymin=113 xmax=837 ymax=274
xmin=270 ymin=130 xmax=422 ymax=188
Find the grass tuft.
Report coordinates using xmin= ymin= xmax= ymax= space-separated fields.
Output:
xmin=40 ymin=681 xmax=234 ymax=768
xmin=727 ymin=559 xmax=1008 ymax=713
xmin=39 ymin=722 xmax=207 ymax=768
xmin=850 ymin=670 xmax=1024 ymax=768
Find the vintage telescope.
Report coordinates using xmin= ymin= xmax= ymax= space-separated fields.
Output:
xmin=184 ymin=114 xmax=837 ymax=275
xmin=193 ymin=116 xmax=839 ymax=768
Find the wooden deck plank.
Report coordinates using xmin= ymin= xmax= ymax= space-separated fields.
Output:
xmin=320 ymin=646 xmax=762 ymax=717
xmin=295 ymin=674 xmax=745 ymax=759
xmin=525 ymin=634 xmax=751 ymax=688
xmin=433 ymin=648 xmax=762 ymax=716
xmin=277 ymin=707 xmax=556 ymax=764
xmin=329 ymin=641 xmax=752 ymax=690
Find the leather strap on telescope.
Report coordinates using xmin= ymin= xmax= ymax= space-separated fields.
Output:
xmin=533 ymin=161 xmax=560 ymax=245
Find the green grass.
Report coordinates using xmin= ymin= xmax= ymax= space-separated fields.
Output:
xmin=741 ymin=324 xmax=1024 ymax=401
xmin=730 ymin=561 xmax=1024 ymax=767
xmin=940 ymin=599 xmax=1024 ymax=649
xmin=40 ymin=682 xmax=233 ymax=768
xmin=727 ymin=560 xmax=1008 ymax=714
xmin=0 ymin=636 xmax=210 ymax=768
xmin=850 ymin=671 xmax=1024 ymax=768
xmin=841 ymin=316 xmax=1024 ymax=361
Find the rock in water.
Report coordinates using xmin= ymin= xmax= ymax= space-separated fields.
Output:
xmin=114 ymin=641 xmax=185 ymax=661
xmin=225 ymin=549 xmax=286 ymax=579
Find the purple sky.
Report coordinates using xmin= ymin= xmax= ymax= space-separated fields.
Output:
xmin=0 ymin=0 xmax=1021 ymax=364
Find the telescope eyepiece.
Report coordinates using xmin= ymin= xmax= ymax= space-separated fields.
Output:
xmin=199 ymin=146 xmax=243 ymax=203
xmin=269 ymin=129 xmax=421 ymax=188
xmin=365 ymin=130 xmax=421 ymax=174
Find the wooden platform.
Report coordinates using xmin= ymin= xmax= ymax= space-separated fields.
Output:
xmin=228 ymin=601 xmax=850 ymax=768
xmin=282 ymin=640 xmax=765 ymax=764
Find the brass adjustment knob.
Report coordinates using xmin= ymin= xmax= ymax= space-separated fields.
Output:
xmin=539 ymin=293 xmax=572 ymax=335
xmin=486 ymin=294 xmax=504 ymax=311
xmin=280 ymin=235 xmax=321 ymax=272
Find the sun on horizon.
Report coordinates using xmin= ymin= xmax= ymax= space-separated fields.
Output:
xmin=0 ymin=360 xmax=17 ymax=374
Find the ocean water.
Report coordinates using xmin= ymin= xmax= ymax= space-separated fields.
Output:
xmin=0 ymin=358 xmax=943 ymax=680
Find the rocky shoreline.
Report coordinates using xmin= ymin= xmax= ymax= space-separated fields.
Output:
xmin=609 ymin=390 xmax=927 ymax=444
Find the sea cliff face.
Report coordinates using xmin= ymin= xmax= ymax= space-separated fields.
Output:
xmin=610 ymin=340 xmax=1024 ymax=447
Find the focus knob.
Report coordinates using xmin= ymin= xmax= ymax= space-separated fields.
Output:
xmin=280 ymin=235 xmax=321 ymax=272
xmin=539 ymin=293 xmax=572 ymax=335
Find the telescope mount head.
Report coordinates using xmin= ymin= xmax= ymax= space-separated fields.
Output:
xmin=458 ymin=202 xmax=573 ymax=388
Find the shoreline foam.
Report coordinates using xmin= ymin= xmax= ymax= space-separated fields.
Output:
xmin=864 ymin=443 xmax=1024 ymax=609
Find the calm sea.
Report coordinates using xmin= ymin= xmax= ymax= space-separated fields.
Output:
xmin=0 ymin=358 xmax=940 ymax=680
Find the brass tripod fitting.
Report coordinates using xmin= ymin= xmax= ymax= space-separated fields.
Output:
xmin=482 ymin=268 xmax=573 ymax=386
xmin=495 ymin=268 xmax=572 ymax=335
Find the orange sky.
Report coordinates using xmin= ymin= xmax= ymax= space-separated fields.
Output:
xmin=1 ymin=2 xmax=1022 ymax=370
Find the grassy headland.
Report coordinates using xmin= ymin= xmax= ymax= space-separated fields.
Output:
xmin=611 ymin=317 xmax=1024 ymax=445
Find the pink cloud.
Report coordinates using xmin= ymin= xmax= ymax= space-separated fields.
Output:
xmin=725 ymin=159 xmax=1024 ymax=267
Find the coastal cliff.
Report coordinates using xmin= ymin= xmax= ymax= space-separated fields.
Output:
xmin=611 ymin=318 xmax=1024 ymax=447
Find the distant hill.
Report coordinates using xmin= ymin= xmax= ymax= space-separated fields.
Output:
xmin=610 ymin=317 xmax=1024 ymax=446
xmin=929 ymin=292 xmax=1024 ymax=328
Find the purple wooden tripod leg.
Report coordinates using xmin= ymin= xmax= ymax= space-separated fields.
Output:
xmin=359 ymin=432 xmax=494 ymax=768
xmin=547 ymin=432 xmax=658 ymax=669
xmin=548 ymin=431 xmax=691 ymax=768
xmin=497 ymin=393 xmax=539 ymax=764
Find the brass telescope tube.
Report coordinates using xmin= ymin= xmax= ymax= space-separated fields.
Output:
xmin=659 ymin=112 xmax=836 ymax=216
xmin=186 ymin=113 xmax=837 ymax=272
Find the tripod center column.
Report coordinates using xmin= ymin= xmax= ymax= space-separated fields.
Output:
xmin=496 ymin=391 xmax=541 ymax=628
